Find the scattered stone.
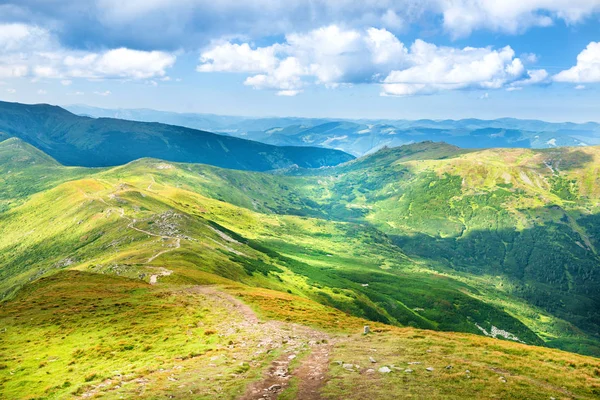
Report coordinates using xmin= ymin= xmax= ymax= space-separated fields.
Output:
xmin=426 ymin=367 xmax=434 ymax=372
xmin=334 ymin=361 xmax=343 ymax=366
xmin=365 ymin=369 xmax=375 ymax=374
xmin=445 ymin=365 xmax=453 ymax=370
xmin=343 ymin=364 xmax=354 ymax=370
xmin=268 ymin=384 xmax=282 ymax=391
xmin=288 ymin=355 xmax=296 ymax=360
xmin=378 ymin=366 xmax=392 ymax=374
xmin=369 ymin=357 xmax=377 ymax=363
xmin=465 ymin=370 xmax=471 ymax=374
xmin=363 ymin=326 xmax=370 ymax=334
xmin=404 ymin=369 xmax=413 ymax=373
xmin=499 ymin=377 xmax=507 ymax=383
xmin=408 ymin=362 xmax=422 ymax=365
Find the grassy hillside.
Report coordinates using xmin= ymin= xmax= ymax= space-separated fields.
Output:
xmin=0 ymin=101 xmax=353 ymax=170
xmin=2 ymin=271 xmax=599 ymax=399
xmin=1 ymin=139 xmax=600 ymax=398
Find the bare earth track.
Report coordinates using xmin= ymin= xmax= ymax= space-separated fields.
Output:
xmin=192 ymin=286 xmax=334 ymax=400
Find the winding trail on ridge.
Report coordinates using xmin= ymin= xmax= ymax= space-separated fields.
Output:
xmin=119 ymin=207 xmax=179 ymax=284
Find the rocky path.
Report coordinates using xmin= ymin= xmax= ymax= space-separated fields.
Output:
xmin=190 ymin=286 xmax=334 ymax=400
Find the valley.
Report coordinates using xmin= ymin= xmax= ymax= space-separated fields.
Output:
xmin=1 ymin=135 xmax=600 ymax=398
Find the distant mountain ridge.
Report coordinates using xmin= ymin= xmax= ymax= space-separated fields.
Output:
xmin=66 ymin=104 xmax=600 ymax=156
xmin=0 ymin=101 xmax=353 ymax=170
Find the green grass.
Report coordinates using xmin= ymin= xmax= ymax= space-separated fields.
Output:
xmin=1 ymin=137 xmax=600 ymax=374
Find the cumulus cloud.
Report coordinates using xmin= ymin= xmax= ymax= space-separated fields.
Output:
xmin=198 ymin=25 xmax=546 ymax=96
xmin=554 ymin=42 xmax=600 ymax=83
xmin=0 ymin=23 xmax=176 ymax=82
xmin=1 ymin=1 xmax=599 ymax=50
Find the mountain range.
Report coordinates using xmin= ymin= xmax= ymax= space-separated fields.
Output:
xmin=1 ymin=104 xmax=600 ymax=399
xmin=67 ymin=104 xmax=600 ymax=156
xmin=0 ymin=101 xmax=352 ymax=170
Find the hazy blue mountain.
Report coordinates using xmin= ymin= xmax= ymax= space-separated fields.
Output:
xmin=66 ymin=105 xmax=600 ymax=156
xmin=0 ymin=101 xmax=353 ymax=170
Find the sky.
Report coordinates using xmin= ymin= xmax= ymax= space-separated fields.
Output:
xmin=0 ymin=1 xmax=599 ymax=122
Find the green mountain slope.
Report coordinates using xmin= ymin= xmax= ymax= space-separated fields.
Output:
xmin=2 ymin=140 xmax=600 ymax=356
xmin=0 ymin=101 xmax=353 ymax=169
xmin=2 ymin=140 xmax=600 ymax=398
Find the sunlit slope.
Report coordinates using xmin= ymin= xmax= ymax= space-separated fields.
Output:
xmin=1 ymin=141 xmax=600 ymax=357
xmin=0 ymin=138 xmax=92 ymax=212
xmin=275 ymin=143 xmax=600 ymax=356
xmin=1 ymin=270 xmax=599 ymax=399
xmin=0 ymin=152 xmax=545 ymax=350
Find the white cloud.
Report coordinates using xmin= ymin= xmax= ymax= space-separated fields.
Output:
xmin=521 ymin=52 xmax=539 ymax=64
xmin=198 ymin=25 xmax=549 ymax=96
xmin=198 ymin=42 xmax=281 ymax=73
xmin=508 ymin=69 xmax=549 ymax=89
xmin=438 ymin=0 xmax=600 ymax=38
xmin=0 ymin=23 xmax=176 ymax=82
xmin=94 ymin=90 xmax=111 ymax=96
xmin=32 ymin=1 xmax=600 ymax=48
xmin=68 ymin=91 xmax=84 ymax=96
xmin=61 ymin=79 xmax=72 ymax=86
xmin=575 ymin=84 xmax=586 ymax=89
xmin=6 ymin=88 xmax=16 ymax=94
xmin=554 ymin=42 xmax=600 ymax=83
xmin=37 ymin=89 xmax=47 ymax=95
xmin=479 ymin=92 xmax=489 ymax=99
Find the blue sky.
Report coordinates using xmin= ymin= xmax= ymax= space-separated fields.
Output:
xmin=0 ymin=1 xmax=599 ymax=122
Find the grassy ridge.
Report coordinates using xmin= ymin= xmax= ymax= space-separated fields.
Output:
xmin=1 ymin=139 xmax=600 ymax=359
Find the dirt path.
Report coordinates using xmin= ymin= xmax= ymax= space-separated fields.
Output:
xmin=148 ymin=268 xmax=173 ymax=285
xmin=190 ymin=286 xmax=333 ymax=400
xmin=119 ymin=208 xmax=182 ymax=264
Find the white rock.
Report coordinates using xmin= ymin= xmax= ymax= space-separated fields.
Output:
xmin=378 ymin=366 xmax=392 ymax=374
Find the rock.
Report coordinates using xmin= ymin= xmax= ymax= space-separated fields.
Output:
xmin=499 ymin=377 xmax=507 ymax=383
xmin=404 ymin=369 xmax=413 ymax=373
xmin=365 ymin=369 xmax=375 ymax=374
xmin=288 ymin=355 xmax=296 ymax=360
xmin=426 ymin=367 xmax=434 ymax=372
xmin=369 ymin=357 xmax=377 ymax=363
xmin=343 ymin=363 xmax=354 ymax=370
xmin=408 ymin=362 xmax=422 ymax=365
xmin=445 ymin=365 xmax=453 ymax=370
xmin=334 ymin=361 xmax=343 ymax=366
xmin=268 ymin=384 xmax=282 ymax=391
xmin=363 ymin=326 xmax=370 ymax=334
xmin=378 ymin=366 xmax=392 ymax=374
xmin=465 ymin=370 xmax=471 ymax=374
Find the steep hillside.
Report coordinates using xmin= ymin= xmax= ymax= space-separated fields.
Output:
xmin=2 ymin=141 xmax=600 ymax=358
xmin=3 ymin=270 xmax=599 ymax=399
xmin=0 ymin=101 xmax=353 ymax=169
xmin=289 ymin=143 xmax=600 ymax=355
xmin=2 ymin=141 xmax=600 ymax=398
